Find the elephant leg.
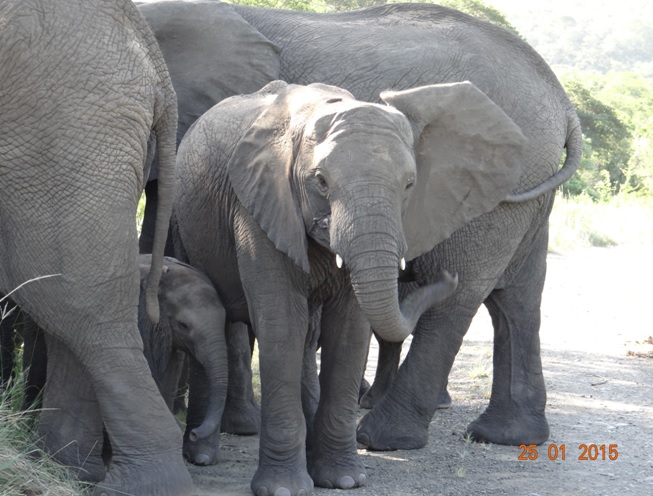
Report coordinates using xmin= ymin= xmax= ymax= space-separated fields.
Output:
xmin=183 ymin=356 xmax=221 ymax=466
xmin=467 ymin=222 xmax=550 ymax=445
xmin=301 ymin=307 xmax=321 ymax=446
xmin=359 ymin=332 xmax=401 ymax=410
xmin=20 ymin=316 xmax=47 ymax=410
xmin=161 ymin=349 xmax=186 ymax=412
xmin=221 ymin=322 xmax=260 ymax=435
xmin=232 ymin=217 xmax=313 ymax=496
xmin=172 ymin=355 xmax=189 ymax=416
xmin=361 ymin=333 xmax=452 ymax=411
xmin=38 ymin=334 xmax=106 ymax=482
xmin=308 ymin=296 xmax=369 ymax=489
xmin=357 ymin=303 xmax=471 ymax=450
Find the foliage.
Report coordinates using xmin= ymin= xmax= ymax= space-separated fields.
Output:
xmin=438 ymin=0 xmax=519 ymax=35
xmin=484 ymin=0 xmax=653 ymax=78
xmin=228 ymin=0 xmax=326 ymax=12
xmin=229 ymin=0 xmax=521 ymax=35
xmin=561 ymin=72 xmax=653 ymax=199
xmin=561 ymin=79 xmax=632 ymax=198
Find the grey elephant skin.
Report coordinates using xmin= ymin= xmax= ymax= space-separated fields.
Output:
xmin=1 ymin=254 xmax=233 ymax=468
xmin=173 ymin=78 xmax=528 ymax=495
xmin=138 ymin=254 xmax=237 ymax=465
xmin=0 ymin=1 xmax=192 ymax=494
xmin=139 ymin=0 xmax=582 ymax=455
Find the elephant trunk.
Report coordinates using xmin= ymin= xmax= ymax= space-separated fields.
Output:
xmin=334 ymin=198 xmax=457 ymax=343
xmin=186 ymin=331 xmax=228 ymax=442
xmin=347 ymin=244 xmax=457 ymax=342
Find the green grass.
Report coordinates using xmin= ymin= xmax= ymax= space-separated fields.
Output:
xmin=549 ymin=192 xmax=653 ymax=252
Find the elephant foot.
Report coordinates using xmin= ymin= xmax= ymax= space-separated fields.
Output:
xmin=251 ymin=464 xmax=313 ymax=496
xmin=356 ymin=404 xmax=429 ymax=451
xmin=436 ymin=388 xmax=452 ymax=409
xmin=466 ymin=405 xmax=549 ymax=446
xmin=183 ymin=429 xmax=221 ymax=465
xmin=309 ymin=449 xmax=366 ymax=489
xmin=92 ymin=450 xmax=192 ymax=496
xmin=221 ymin=397 xmax=260 ymax=435
xmin=37 ymin=422 xmax=106 ymax=482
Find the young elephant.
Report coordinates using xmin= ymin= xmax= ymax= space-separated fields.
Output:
xmin=138 ymin=254 xmax=231 ymax=464
xmin=173 ymin=79 xmax=524 ymax=495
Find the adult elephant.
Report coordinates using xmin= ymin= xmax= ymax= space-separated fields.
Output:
xmin=139 ymin=1 xmax=581 ymax=451
xmin=0 ymin=1 xmax=192 ymax=494
xmin=174 ymin=79 xmax=526 ymax=495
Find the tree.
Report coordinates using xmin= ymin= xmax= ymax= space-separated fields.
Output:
xmin=231 ymin=0 xmax=323 ymax=12
xmin=439 ymin=0 xmax=520 ymax=36
xmin=562 ymin=79 xmax=633 ymax=198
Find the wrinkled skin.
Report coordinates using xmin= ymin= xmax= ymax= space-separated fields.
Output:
xmin=139 ymin=1 xmax=581 ymax=456
xmin=138 ymin=254 xmax=230 ymax=466
xmin=0 ymin=1 xmax=192 ymax=494
xmin=174 ymin=79 xmax=526 ymax=495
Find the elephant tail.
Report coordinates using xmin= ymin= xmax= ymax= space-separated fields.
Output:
xmin=145 ymin=100 xmax=178 ymax=324
xmin=504 ymin=106 xmax=582 ymax=203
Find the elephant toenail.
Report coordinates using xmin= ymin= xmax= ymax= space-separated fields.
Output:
xmin=319 ymin=480 xmax=334 ymax=489
xmin=357 ymin=432 xmax=370 ymax=446
xmin=297 ymin=490 xmax=309 ymax=496
xmin=338 ymin=476 xmax=356 ymax=489
xmin=358 ymin=473 xmax=367 ymax=485
xmin=255 ymin=486 xmax=269 ymax=496
xmin=194 ymin=453 xmax=210 ymax=465
xmin=272 ymin=488 xmax=291 ymax=496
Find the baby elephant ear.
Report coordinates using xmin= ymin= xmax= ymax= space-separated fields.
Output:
xmin=381 ymin=82 xmax=527 ymax=260
xmin=227 ymin=81 xmax=312 ymax=273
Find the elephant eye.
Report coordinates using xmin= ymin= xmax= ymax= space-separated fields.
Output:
xmin=178 ymin=321 xmax=190 ymax=332
xmin=315 ymin=172 xmax=328 ymax=194
xmin=406 ymin=178 xmax=415 ymax=191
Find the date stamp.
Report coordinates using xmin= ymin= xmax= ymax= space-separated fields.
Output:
xmin=518 ymin=444 xmax=619 ymax=461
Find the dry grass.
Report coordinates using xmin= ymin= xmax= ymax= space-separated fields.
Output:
xmin=549 ymin=192 xmax=653 ymax=252
xmin=0 ymin=382 xmax=87 ymax=496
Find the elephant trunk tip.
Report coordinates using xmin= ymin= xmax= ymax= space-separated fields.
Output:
xmin=422 ymin=270 xmax=458 ymax=305
xmin=188 ymin=408 xmax=223 ymax=442
xmin=189 ymin=423 xmax=215 ymax=443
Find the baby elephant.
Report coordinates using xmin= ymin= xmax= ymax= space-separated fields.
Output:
xmin=138 ymin=254 xmax=230 ymax=465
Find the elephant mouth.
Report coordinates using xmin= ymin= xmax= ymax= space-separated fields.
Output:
xmin=309 ymin=213 xmax=331 ymax=248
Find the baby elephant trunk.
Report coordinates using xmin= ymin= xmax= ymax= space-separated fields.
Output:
xmin=186 ymin=332 xmax=229 ymax=442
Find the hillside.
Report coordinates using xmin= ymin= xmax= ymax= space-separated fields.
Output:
xmin=484 ymin=0 xmax=653 ymax=76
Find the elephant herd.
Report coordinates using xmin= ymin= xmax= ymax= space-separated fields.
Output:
xmin=0 ymin=1 xmax=581 ymax=495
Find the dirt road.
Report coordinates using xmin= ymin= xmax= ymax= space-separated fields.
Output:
xmin=189 ymin=246 xmax=653 ymax=495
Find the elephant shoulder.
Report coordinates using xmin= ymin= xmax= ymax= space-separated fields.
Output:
xmin=184 ymin=82 xmax=285 ymax=157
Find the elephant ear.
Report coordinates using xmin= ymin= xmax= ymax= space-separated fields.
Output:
xmin=227 ymin=81 xmax=349 ymax=273
xmin=381 ymin=82 xmax=527 ymax=260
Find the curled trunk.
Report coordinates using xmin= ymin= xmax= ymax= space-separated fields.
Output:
xmin=348 ymin=246 xmax=457 ymax=342
xmin=334 ymin=198 xmax=457 ymax=343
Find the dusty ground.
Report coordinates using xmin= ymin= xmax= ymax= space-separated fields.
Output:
xmin=188 ymin=246 xmax=653 ymax=496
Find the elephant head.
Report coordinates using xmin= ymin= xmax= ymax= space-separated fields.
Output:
xmin=227 ymin=80 xmax=526 ymax=341
xmin=139 ymin=254 xmax=228 ymax=443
